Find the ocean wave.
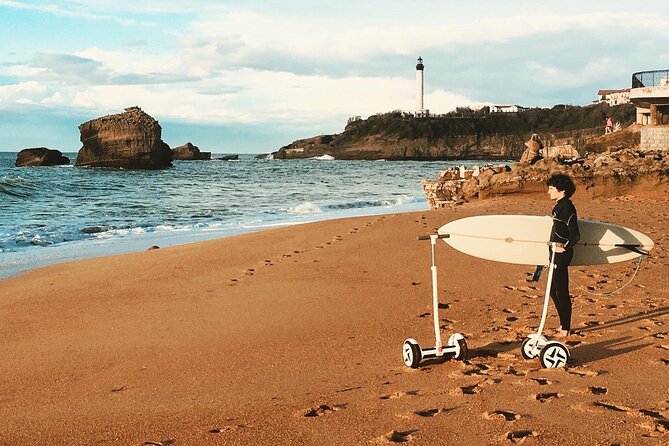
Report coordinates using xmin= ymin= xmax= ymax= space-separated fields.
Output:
xmin=288 ymin=202 xmax=322 ymax=214
xmin=0 ymin=176 xmax=34 ymax=198
xmin=324 ymin=195 xmax=418 ymax=211
xmin=308 ymin=154 xmax=335 ymax=160
xmin=92 ymin=227 xmax=146 ymax=239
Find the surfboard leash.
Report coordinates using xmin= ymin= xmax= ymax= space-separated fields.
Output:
xmin=569 ymin=254 xmax=646 ymax=297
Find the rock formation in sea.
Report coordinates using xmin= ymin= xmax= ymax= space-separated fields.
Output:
xmin=172 ymin=142 xmax=211 ymax=160
xmin=75 ymin=106 xmax=172 ymax=169
xmin=217 ymin=155 xmax=239 ymax=161
xmin=422 ymin=148 xmax=668 ymax=208
xmin=15 ymin=148 xmax=70 ymax=167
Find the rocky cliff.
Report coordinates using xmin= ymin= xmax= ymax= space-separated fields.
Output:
xmin=15 ymin=148 xmax=69 ymax=167
xmin=75 ymin=107 xmax=172 ymax=169
xmin=422 ymin=148 xmax=669 ymax=208
xmin=271 ymin=104 xmax=636 ymax=161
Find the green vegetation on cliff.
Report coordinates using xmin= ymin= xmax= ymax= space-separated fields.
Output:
xmin=273 ymin=103 xmax=637 ymax=160
xmin=340 ymin=103 xmax=636 ymax=143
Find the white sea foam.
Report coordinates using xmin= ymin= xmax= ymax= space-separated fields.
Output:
xmin=289 ymin=202 xmax=322 ymax=214
xmin=381 ymin=195 xmax=417 ymax=207
xmin=309 ymin=154 xmax=335 ymax=160
xmin=93 ymin=227 xmax=146 ymax=239
xmin=156 ymin=224 xmax=191 ymax=232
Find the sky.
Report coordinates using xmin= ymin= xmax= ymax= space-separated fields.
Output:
xmin=1 ymin=1 xmax=669 ymax=154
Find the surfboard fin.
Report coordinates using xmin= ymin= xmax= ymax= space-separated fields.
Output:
xmin=615 ymin=244 xmax=650 ymax=256
xmin=532 ymin=265 xmax=543 ymax=282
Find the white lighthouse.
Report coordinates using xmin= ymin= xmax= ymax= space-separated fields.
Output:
xmin=415 ymin=57 xmax=429 ymax=117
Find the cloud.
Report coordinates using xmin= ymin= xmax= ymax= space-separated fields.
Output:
xmin=0 ymin=0 xmax=157 ymax=26
xmin=2 ymin=1 xmax=669 ymax=150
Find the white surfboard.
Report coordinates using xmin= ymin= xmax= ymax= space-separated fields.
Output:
xmin=438 ymin=215 xmax=654 ymax=266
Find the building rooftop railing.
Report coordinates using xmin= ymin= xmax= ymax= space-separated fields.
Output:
xmin=632 ymin=69 xmax=669 ymax=88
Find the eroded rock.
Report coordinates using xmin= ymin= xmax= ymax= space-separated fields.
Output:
xmin=15 ymin=148 xmax=69 ymax=167
xmin=423 ymin=149 xmax=669 ymax=208
xmin=172 ymin=142 xmax=211 ymax=160
xmin=75 ymin=106 xmax=172 ymax=169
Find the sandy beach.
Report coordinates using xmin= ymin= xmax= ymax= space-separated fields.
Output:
xmin=1 ymin=192 xmax=668 ymax=445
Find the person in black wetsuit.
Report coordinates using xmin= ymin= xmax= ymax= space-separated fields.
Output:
xmin=546 ymin=174 xmax=580 ymax=337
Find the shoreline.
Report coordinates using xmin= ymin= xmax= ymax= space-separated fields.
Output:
xmin=0 ymin=194 xmax=667 ymax=445
xmin=0 ymin=198 xmax=430 ymax=281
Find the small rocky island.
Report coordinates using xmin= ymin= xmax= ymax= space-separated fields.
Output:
xmin=172 ymin=142 xmax=211 ymax=160
xmin=75 ymin=106 xmax=173 ymax=169
xmin=15 ymin=148 xmax=69 ymax=167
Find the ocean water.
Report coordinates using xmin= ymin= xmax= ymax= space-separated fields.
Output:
xmin=0 ymin=152 xmax=501 ymax=279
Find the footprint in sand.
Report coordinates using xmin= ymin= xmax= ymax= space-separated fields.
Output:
xmin=380 ymin=429 xmax=419 ymax=443
xmin=593 ymin=402 xmax=632 ymax=413
xmin=459 ymin=384 xmax=482 ymax=395
xmin=639 ymin=408 xmax=669 ymax=432
xmin=535 ymin=392 xmax=561 ymax=402
xmin=484 ymin=410 xmax=520 ymax=422
xmin=464 ymin=364 xmax=491 ymax=376
xmin=304 ymin=404 xmax=347 ymax=417
xmin=506 ymin=430 xmax=537 ymax=443
xmin=209 ymin=423 xmax=249 ymax=434
xmin=589 ymin=386 xmax=608 ymax=395
xmin=379 ymin=390 xmax=419 ymax=400
xmin=414 ymin=407 xmax=454 ymax=417
xmin=531 ymin=378 xmax=552 ymax=386
xmin=569 ymin=368 xmax=602 ymax=378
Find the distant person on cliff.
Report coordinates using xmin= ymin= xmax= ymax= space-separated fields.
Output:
xmin=520 ymin=133 xmax=543 ymax=164
xmin=605 ymin=116 xmax=613 ymax=134
xmin=546 ymin=173 xmax=580 ymax=337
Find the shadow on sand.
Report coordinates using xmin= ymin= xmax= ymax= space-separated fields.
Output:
xmin=575 ymin=306 xmax=669 ymax=334
xmin=569 ymin=336 xmax=655 ymax=365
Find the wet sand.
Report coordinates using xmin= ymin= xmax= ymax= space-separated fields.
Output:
xmin=1 ymin=193 xmax=668 ymax=445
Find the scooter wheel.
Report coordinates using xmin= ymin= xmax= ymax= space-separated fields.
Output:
xmin=448 ymin=333 xmax=468 ymax=361
xmin=521 ymin=335 xmax=547 ymax=360
xmin=540 ymin=341 xmax=570 ymax=368
xmin=402 ymin=338 xmax=422 ymax=368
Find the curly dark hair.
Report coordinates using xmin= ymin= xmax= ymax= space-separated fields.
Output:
xmin=546 ymin=173 xmax=576 ymax=198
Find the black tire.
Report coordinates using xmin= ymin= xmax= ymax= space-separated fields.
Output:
xmin=454 ymin=338 xmax=468 ymax=361
xmin=540 ymin=341 xmax=570 ymax=368
xmin=521 ymin=335 xmax=547 ymax=360
xmin=403 ymin=340 xmax=422 ymax=368
xmin=520 ymin=337 xmax=537 ymax=359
